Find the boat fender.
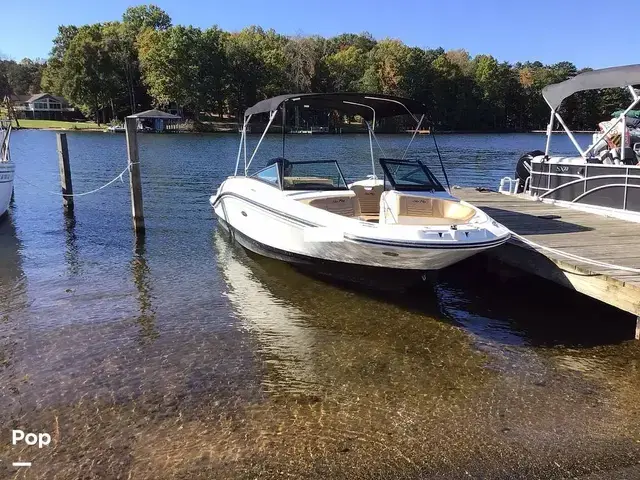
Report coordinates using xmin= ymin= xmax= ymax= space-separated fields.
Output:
xmin=515 ymin=150 xmax=544 ymax=193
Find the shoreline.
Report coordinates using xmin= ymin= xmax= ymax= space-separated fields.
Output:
xmin=9 ymin=123 xmax=599 ymax=135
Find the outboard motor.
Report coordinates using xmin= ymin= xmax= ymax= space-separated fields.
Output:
xmin=515 ymin=150 xmax=544 ymax=193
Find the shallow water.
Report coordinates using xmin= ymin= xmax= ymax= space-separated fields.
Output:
xmin=0 ymin=131 xmax=639 ymax=479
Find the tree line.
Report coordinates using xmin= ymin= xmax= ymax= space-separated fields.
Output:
xmin=0 ymin=4 xmax=631 ymax=130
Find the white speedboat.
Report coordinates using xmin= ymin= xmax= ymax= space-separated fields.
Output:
xmin=210 ymin=94 xmax=509 ymax=278
xmin=499 ymin=64 xmax=640 ymax=222
xmin=0 ymin=121 xmax=15 ymax=218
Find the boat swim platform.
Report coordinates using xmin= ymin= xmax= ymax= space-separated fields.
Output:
xmin=455 ymin=188 xmax=640 ymax=338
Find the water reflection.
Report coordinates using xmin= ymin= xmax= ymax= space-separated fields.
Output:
xmin=0 ymin=214 xmax=27 ymax=314
xmin=214 ymin=228 xmax=492 ymax=396
xmin=63 ymin=210 xmax=80 ymax=276
xmin=435 ymin=258 xmax=636 ymax=348
xmin=208 ymin=229 xmax=640 ymax=477
xmin=130 ymin=237 xmax=158 ymax=344
xmin=0 ymin=214 xmax=27 ymax=394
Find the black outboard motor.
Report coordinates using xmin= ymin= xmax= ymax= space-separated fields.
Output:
xmin=515 ymin=150 xmax=544 ymax=193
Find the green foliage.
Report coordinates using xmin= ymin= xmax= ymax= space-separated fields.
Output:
xmin=324 ymin=46 xmax=367 ymax=91
xmin=0 ymin=58 xmax=45 ymax=96
xmin=225 ymin=27 xmax=288 ymax=116
xmin=55 ymin=25 xmax=118 ymax=122
xmin=138 ymin=25 xmax=226 ymax=117
xmin=361 ymin=39 xmax=411 ymax=95
xmin=26 ymin=4 xmax=631 ymax=131
xmin=122 ymin=4 xmax=171 ymax=31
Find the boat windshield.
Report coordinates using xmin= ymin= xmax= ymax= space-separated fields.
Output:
xmin=282 ymin=160 xmax=348 ymax=191
xmin=379 ymin=158 xmax=446 ymax=192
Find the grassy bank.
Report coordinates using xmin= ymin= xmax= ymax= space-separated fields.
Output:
xmin=13 ymin=119 xmax=103 ymax=131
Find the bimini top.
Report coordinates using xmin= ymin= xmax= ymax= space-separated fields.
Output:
xmin=542 ymin=64 xmax=640 ymax=110
xmin=244 ymin=93 xmax=428 ymax=120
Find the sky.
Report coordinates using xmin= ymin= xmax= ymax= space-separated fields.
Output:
xmin=1 ymin=0 xmax=637 ymax=69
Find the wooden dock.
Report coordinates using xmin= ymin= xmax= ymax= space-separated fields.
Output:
xmin=455 ymin=188 xmax=640 ymax=338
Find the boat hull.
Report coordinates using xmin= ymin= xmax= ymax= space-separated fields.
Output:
xmin=217 ymin=217 xmax=435 ymax=289
xmin=0 ymin=163 xmax=15 ymax=218
xmin=212 ymin=189 xmax=507 ymax=272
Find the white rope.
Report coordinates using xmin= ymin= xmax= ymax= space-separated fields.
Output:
xmin=15 ymin=163 xmax=138 ymax=197
xmin=509 ymin=230 xmax=640 ymax=274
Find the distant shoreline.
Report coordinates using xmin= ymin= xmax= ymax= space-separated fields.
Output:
xmin=530 ymin=129 xmax=597 ymax=133
xmin=8 ymin=122 xmax=600 ymax=135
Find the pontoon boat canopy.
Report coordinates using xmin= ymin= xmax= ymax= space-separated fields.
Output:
xmin=244 ymin=93 xmax=428 ymax=120
xmin=542 ymin=64 xmax=640 ymax=110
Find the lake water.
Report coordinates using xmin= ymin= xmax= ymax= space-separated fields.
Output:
xmin=0 ymin=131 xmax=639 ymax=479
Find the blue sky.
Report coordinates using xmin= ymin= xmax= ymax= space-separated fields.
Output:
xmin=1 ymin=0 xmax=637 ymax=68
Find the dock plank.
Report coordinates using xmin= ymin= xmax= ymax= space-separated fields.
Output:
xmin=455 ymin=188 xmax=640 ymax=318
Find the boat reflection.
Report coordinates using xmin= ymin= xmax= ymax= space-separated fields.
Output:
xmin=213 ymin=227 xmax=488 ymax=399
xmin=214 ymin=230 xmax=318 ymax=391
xmin=0 ymin=213 xmax=27 ymax=380
xmin=0 ymin=214 xmax=27 ymax=310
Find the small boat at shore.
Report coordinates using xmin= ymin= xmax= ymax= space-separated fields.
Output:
xmin=0 ymin=121 xmax=15 ymax=219
xmin=210 ymin=93 xmax=509 ymax=282
xmin=499 ymin=64 xmax=640 ymax=222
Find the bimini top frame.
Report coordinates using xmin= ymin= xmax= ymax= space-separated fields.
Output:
xmin=542 ymin=64 xmax=640 ymax=161
xmin=0 ymin=123 xmax=11 ymax=163
xmin=235 ymin=92 xmax=447 ymax=187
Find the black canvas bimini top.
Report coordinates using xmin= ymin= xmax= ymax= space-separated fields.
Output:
xmin=244 ymin=93 xmax=428 ymax=120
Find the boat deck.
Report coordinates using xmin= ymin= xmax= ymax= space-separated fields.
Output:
xmin=455 ymin=187 xmax=640 ymax=336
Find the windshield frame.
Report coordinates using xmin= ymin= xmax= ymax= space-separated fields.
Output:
xmin=281 ymin=160 xmax=349 ymax=191
xmin=379 ymin=158 xmax=446 ymax=192
xmin=250 ymin=163 xmax=282 ymax=190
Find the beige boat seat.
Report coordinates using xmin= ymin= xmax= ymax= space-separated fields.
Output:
xmin=380 ymin=191 xmax=476 ymax=225
xmin=350 ymin=184 xmax=383 ymax=215
xmin=300 ymin=194 xmax=362 ymax=217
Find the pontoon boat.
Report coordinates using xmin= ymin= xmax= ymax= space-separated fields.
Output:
xmin=499 ymin=64 xmax=640 ymax=222
xmin=210 ymin=94 xmax=510 ymax=277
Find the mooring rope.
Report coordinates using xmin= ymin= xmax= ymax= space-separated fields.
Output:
xmin=509 ymin=230 xmax=640 ymax=274
xmin=14 ymin=163 xmax=138 ymax=197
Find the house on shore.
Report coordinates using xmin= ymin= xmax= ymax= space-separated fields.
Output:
xmin=8 ymin=93 xmax=78 ymax=121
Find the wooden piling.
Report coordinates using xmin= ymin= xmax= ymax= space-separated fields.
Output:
xmin=125 ymin=117 xmax=145 ymax=235
xmin=56 ymin=133 xmax=73 ymax=211
xmin=636 ymin=317 xmax=640 ymax=340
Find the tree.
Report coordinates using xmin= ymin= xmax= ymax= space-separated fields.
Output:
xmin=225 ymin=27 xmax=288 ymax=116
xmin=138 ymin=25 xmax=227 ymax=117
xmin=474 ymin=55 xmax=503 ymax=129
xmin=324 ymin=45 xmax=366 ymax=91
xmin=102 ymin=22 xmax=140 ymax=114
xmin=31 ymin=5 xmax=614 ymax=132
xmin=122 ymin=4 xmax=171 ymax=31
xmin=6 ymin=59 xmax=45 ymax=95
xmin=361 ymin=39 xmax=411 ymax=95
xmin=402 ymin=47 xmax=436 ymax=111
xmin=41 ymin=25 xmax=79 ymax=94
xmin=284 ymin=36 xmax=326 ymax=92
xmin=138 ymin=26 xmax=198 ymax=111
xmin=325 ymin=32 xmax=376 ymax=55
xmin=57 ymin=25 xmax=120 ymax=124
xmin=198 ymin=27 xmax=227 ymax=117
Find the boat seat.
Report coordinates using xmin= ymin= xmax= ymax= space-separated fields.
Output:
xmin=350 ymin=184 xmax=383 ymax=215
xmin=380 ymin=191 xmax=475 ymax=225
xmin=301 ymin=195 xmax=362 ymax=217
